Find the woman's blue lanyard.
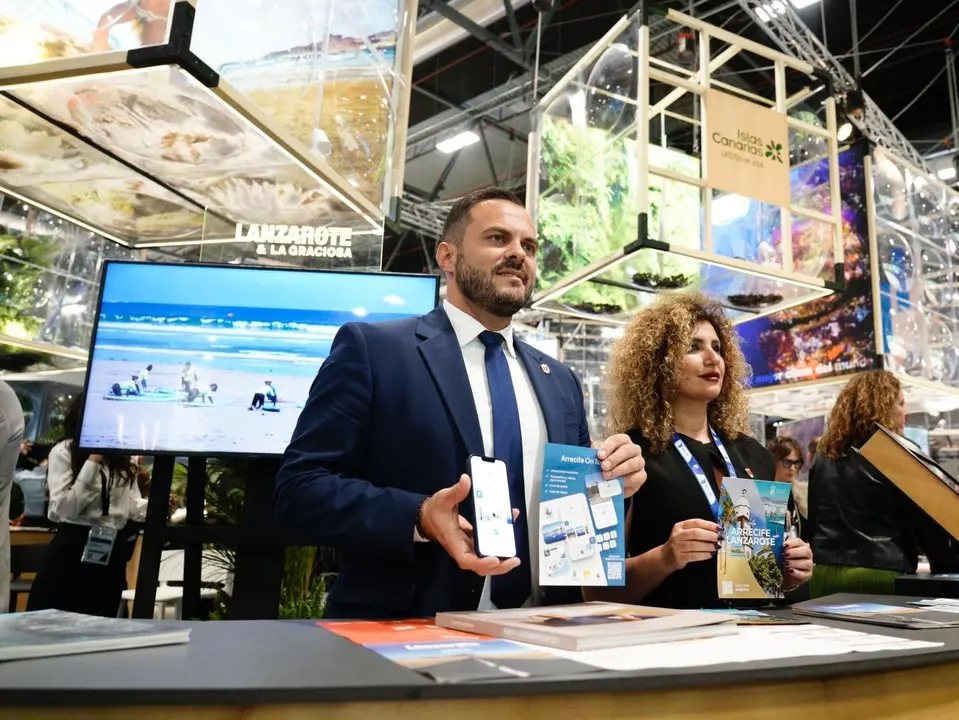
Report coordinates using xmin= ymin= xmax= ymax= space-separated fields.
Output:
xmin=672 ymin=428 xmax=736 ymax=522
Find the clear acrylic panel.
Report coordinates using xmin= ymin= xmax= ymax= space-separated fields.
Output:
xmin=12 ymin=65 xmax=367 ymax=238
xmin=0 ymin=93 xmax=208 ymax=244
xmin=711 ymin=191 xmax=782 ymax=266
xmin=536 ymin=246 xmax=829 ymax=325
xmin=0 ymin=193 xmax=139 ymax=352
xmin=536 ymin=108 xmax=639 ymax=295
xmin=648 ymin=174 xmax=701 ymax=248
xmin=0 ymin=0 xmax=174 ymax=68
xmin=791 ymin=215 xmax=835 ymax=282
xmin=191 ymin=0 xmax=406 ymax=210
xmin=789 ymin=126 xmax=832 ymax=216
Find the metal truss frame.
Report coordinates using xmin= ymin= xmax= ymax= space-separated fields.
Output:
xmin=734 ymin=0 xmax=930 ymax=172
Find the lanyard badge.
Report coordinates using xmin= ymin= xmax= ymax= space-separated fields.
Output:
xmin=673 ymin=428 xmax=736 ymax=523
xmin=81 ymin=470 xmax=117 ymax=566
xmin=81 ymin=524 xmax=117 ymax=565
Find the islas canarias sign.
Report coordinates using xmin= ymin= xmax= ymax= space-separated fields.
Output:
xmin=705 ymin=88 xmax=790 ymax=208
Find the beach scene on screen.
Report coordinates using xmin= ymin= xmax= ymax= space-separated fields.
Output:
xmin=79 ymin=263 xmax=436 ymax=455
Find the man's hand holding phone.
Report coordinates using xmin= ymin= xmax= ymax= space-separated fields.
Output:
xmin=419 ymin=474 xmax=521 ymax=577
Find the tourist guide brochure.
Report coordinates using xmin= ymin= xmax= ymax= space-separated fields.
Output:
xmin=434 ymin=602 xmax=738 ymax=652
xmin=717 ymin=477 xmax=790 ymax=601
xmin=0 ymin=609 xmax=191 ymax=661
xmin=539 ymin=443 xmax=625 ymax=587
xmin=318 ymin=618 xmax=601 ymax=683
xmin=793 ymin=602 xmax=959 ymax=629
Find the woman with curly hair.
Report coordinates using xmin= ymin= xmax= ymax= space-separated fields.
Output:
xmin=586 ymin=293 xmax=813 ymax=608
xmin=807 ymin=370 xmax=959 ymax=596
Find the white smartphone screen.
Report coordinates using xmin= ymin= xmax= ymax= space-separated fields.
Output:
xmin=470 ymin=456 xmax=517 ymax=559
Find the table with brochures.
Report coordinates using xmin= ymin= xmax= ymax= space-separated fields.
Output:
xmin=2 ymin=594 xmax=959 ymax=718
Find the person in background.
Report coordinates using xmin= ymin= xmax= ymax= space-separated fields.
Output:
xmin=586 ymin=293 xmax=813 ymax=609
xmin=767 ymin=436 xmax=808 ymax=540
xmin=182 ymin=383 xmax=217 ymax=406
xmin=111 ymin=375 xmax=142 ymax=397
xmin=249 ymin=380 xmax=277 ymax=411
xmin=0 ymin=379 xmax=25 ymax=613
xmin=181 ymin=362 xmax=197 ymax=393
xmin=807 ymin=370 xmax=959 ymax=596
xmin=138 ymin=364 xmax=154 ymax=390
xmin=26 ymin=394 xmax=147 ymax=616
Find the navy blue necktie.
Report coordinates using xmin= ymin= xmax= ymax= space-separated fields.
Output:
xmin=478 ymin=330 xmax=531 ymax=608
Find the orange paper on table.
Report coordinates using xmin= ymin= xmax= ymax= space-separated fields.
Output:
xmin=318 ymin=618 xmax=485 ymax=645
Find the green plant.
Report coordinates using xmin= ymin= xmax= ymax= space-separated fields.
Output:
xmin=0 ymin=231 xmax=61 ymax=340
xmin=173 ymin=457 xmax=336 ymax=620
xmin=536 ymin=117 xmax=703 ymax=312
xmin=748 ymin=548 xmax=784 ymax=596
xmin=278 ymin=546 xmax=334 ymax=619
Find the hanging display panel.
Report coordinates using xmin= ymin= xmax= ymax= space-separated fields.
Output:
xmin=528 ymin=8 xmax=844 ymax=325
xmin=0 ymin=0 xmax=417 ymax=262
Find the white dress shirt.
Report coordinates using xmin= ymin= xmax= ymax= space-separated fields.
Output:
xmin=441 ymin=300 xmax=548 ymax=609
xmin=47 ymin=441 xmax=148 ymax=530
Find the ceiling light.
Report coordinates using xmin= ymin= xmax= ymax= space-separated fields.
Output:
xmin=756 ymin=0 xmax=821 ymax=23
xmin=436 ymin=130 xmax=481 ymax=154
xmin=837 ymin=122 xmax=853 ymax=142
xmin=937 ymin=167 xmax=957 ymax=181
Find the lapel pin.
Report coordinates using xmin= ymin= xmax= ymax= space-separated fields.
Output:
xmin=540 ymin=363 xmax=551 ymax=374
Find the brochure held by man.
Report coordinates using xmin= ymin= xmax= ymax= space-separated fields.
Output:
xmin=538 ymin=443 xmax=625 ymax=587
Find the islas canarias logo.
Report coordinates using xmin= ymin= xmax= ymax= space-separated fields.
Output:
xmin=711 ymin=129 xmax=782 ymax=168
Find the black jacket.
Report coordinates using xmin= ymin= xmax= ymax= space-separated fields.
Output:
xmin=807 ymin=453 xmax=959 ymax=573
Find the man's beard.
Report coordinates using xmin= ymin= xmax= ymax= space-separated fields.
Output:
xmin=455 ymin=254 xmax=533 ymax=318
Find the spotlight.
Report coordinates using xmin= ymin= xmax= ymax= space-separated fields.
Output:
xmin=677 ymin=30 xmax=696 ymax=66
xmin=837 ymin=122 xmax=853 ymax=142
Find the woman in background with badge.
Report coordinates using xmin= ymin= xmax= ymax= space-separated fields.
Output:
xmin=27 ymin=395 xmax=147 ymax=616
xmin=584 ymin=294 xmax=813 ymax=609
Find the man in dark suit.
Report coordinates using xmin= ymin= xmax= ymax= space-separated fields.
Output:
xmin=275 ymin=187 xmax=646 ymax=619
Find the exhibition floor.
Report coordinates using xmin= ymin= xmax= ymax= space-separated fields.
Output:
xmin=2 ymin=594 xmax=959 ymax=719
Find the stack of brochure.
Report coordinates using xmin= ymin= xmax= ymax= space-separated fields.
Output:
xmin=0 ymin=610 xmax=191 ymax=662
xmin=435 ymin=602 xmax=738 ymax=651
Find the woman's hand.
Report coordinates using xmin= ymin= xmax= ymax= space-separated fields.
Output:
xmin=662 ymin=519 xmax=721 ymax=571
xmin=783 ymin=537 xmax=814 ymax=588
xmin=87 ymin=454 xmax=104 ymax=464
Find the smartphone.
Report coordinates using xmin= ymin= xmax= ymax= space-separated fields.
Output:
xmin=467 ymin=455 xmax=517 ymax=560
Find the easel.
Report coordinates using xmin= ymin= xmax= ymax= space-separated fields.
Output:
xmin=132 ymin=455 xmax=285 ymax=620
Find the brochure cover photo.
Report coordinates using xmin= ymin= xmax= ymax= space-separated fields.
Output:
xmin=717 ymin=477 xmax=790 ymax=600
xmin=539 ymin=443 xmax=625 ymax=587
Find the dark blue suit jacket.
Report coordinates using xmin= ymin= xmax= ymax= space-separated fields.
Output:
xmin=275 ymin=305 xmax=591 ymax=618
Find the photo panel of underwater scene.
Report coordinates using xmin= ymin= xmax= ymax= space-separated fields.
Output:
xmin=79 ymin=262 xmax=437 ymax=456
xmin=10 ymin=66 xmax=361 ymax=237
xmin=0 ymin=94 xmax=209 ymax=244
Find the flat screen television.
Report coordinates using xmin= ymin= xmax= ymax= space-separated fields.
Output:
xmin=77 ymin=261 xmax=439 ymax=456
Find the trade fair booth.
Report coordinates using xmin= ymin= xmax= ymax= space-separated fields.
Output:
xmin=4 ymin=4 xmax=959 ymax=719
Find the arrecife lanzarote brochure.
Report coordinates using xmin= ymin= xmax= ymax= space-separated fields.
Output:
xmin=539 ymin=443 xmax=625 ymax=587
xmin=717 ymin=477 xmax=790 ymax=601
